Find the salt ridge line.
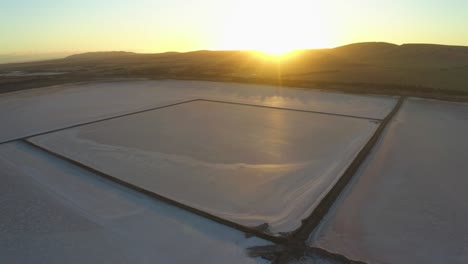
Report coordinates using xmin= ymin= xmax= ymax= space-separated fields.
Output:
xmin=0 ymin=141 xmax=271 ymax=264
xmin=16 ymin=96 xmax=397 ymax=262
xmin=198 ymin=99 xmax=383 ymax=121
xmin=0 ymin=99 xmax=199 ymax=145
xmin=0 ymin=98 xmax=385 ymax=145
xmin=272 ymin=96 xmax=406 ymax=264
xmin=21 ymin=138 xmax=286 ymax=244
xmin=23 ymin=135 xmax=370 ymax=264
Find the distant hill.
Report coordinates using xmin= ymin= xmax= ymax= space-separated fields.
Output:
xmin=332 ymin=42 xmax=399 ymax=61
xmin=66 ymin=51 xmax=137 ymax=60
xmin=332 ymin=42 xmax=468 ymax=67
xmin=0 ymin=52 xmax=73 ymax=64
xmin=60 ymin=42 xmax=468 ymax=68
xmin=2 ymin=42 xmax=468 ymax=96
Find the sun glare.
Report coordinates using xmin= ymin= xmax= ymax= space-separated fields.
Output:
xmin=260 ymin=46 xmax=295 ymax=56
xmin=219 ymin=0 xmax=333 ymax=54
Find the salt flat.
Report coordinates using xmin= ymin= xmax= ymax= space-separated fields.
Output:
xmin=0 ymin=142 xmax=269 ymax=264
xmin=30 ymin=100 xmax=378 ymax=234
xmin=309 ymin=98 xmax=468 ymax=264
xmin=0 ymin=79 xmax=396 ymax=142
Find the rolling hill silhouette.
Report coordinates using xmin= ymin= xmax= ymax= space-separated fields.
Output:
xmin=1 ymin=42 xmax=468 ymax=96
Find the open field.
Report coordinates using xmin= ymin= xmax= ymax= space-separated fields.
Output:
xmin=309 ymin=98 xmax=468 ymax=264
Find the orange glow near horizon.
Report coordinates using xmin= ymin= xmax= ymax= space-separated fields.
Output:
xmin=3 ymin=0 xmax=468 ymax=58
xmin=248 ymin=50 xmax=301 ymax=62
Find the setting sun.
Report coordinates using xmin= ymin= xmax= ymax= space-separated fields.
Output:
xmin=218 ymin=0 xmax=334 ymax=54
xmin=259 ymin=46 xmax=294 ymax=56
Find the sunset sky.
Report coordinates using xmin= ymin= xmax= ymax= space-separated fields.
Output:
xmin=1 ymin=0 xmax=468 ymax=56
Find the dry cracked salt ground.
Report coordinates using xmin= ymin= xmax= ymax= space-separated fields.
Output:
xmin=0 ymin=79 xmax=396 ymax=143
xmin=29 ymin=100 xmax=378 ymax=234
xmin=0 ymin=142 xmax=270 ymax=264
xmin=309 ymin=98 xmax=468 ymax=264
